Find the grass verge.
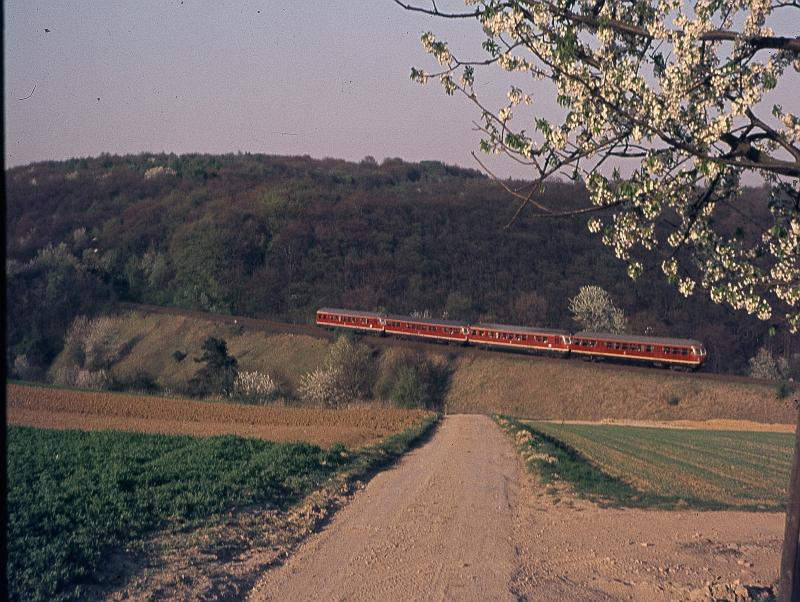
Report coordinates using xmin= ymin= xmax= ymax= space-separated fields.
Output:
xmin=494 ymin=415 xmax=791 ymax=511
xmin=6 ymin=415 xmax=439 ymax=602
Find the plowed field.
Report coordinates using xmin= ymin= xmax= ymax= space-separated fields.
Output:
xmin=6 ymin=383 xmax=431 ymax=447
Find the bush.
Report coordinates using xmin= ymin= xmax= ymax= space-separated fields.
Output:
xmin=172 ymin=350 xmax=187 ymax=363
xmin=112 ymin=370 xmax=160 ymax=394
xmin=748 ymin=347 xmax=788 ymax=381
xmin=297 ymin=336 xmax=373 ymax=407
xmin=12 ymin=355 xmax=43 ymax=382
xmin=776 ymin=380 xmax=793 ymax=400
xmin=389 ymin=365 xmax=429 ymax=408
xmin=51 ymin=366 xmax=111 ymax=390
xmin=61 ymin=315 xmax=127 ymax=371
xmin=187 ymin=337 xmax=238 ymax=398
xmin=231 ymin=370 xmax=281 ymax=404
xmin=375 ymin=348 xmax=452 ymax=410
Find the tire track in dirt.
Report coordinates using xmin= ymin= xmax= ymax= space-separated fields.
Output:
xmin=248 ymin=414 xmax=521 ymax=601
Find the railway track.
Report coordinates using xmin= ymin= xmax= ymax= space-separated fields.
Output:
xmin=117 ymin=302 xmax=767 ymax=386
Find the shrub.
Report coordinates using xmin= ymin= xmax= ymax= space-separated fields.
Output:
xmin=748 ymin=347 xmax=788 ymax=381
xmin=232 ymin=370 xmax=280 ymax=404
xmin=667 ymin=396 xmax=680 ymax=406
xmin=187 ymin=337 xmax=238 ymax=398
xmin=389 ymin=365 xmax=429 ymax=408
xmin=776 ymin=380 xmax=793 ymax=400
xmin=12 ymin=355 xmax=42 ymax=382
xmin=52 ymin=366 xmax=111 ymax=390
xmin=172 ymin=350 xmax=187 ymax=363
xmin=113 ymin=370 xmax=160 ymax=394
xmin=81 ymin=316 xmax=125 ymax=370
xmin=375 ymin=348 xmax=452 ymax=410
xmin=297 ymin=336 xmax=373 ymax=407
xmin=61 ymin=315 xmax=126 ymax=371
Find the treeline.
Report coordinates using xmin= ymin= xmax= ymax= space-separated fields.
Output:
xmin=5 ymin=152 xmax=793 ymax=376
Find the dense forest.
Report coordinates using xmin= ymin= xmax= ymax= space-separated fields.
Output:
xmin=5 ymin=152 xmax=796 ymax=376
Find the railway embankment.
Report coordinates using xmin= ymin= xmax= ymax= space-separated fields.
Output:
xmin=446 ymin=354 xmax=796 ymax=424
xmin=45 ymin=306 xmax=796 ymax=424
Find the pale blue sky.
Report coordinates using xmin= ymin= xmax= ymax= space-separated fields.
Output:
xmin=6 ymin=0 xmax=535 ymax=175
xmin=5 ymin=1 xmax=798 ymax=180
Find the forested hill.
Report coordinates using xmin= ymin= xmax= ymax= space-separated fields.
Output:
xmin=4 ymin=152 xmax=785 ymax=375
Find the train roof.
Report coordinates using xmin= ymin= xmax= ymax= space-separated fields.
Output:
xmin=474 ymin=322 xmax=569 ymax=335
xmin=384 ymin=314 xmax=469 ymax=328
xmin=317 ymin=307 xmax=383 ymax=319
xmin=573 ymin=331 xmax=705 ymax=347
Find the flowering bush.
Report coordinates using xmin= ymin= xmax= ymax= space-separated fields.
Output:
xmin=232 ymin=370 xmax=280 ymax=404
xmin=298 ymin=336 xmax=373 ymax=407
xmin=568 ymin=285 xmax=627 ymax=333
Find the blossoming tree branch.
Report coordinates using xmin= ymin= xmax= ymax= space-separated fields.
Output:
xmin=396 ymin=0 xmax=800 ymax=332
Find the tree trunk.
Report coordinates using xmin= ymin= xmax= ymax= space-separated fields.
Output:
xmin=779 ymin=403 xmax=800 ymax=602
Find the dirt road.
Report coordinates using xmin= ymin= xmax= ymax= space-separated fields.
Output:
xmin=248 ymin=414 xmax=784 ymax=602
xmin=249 ymin=414 xmax=521 ymax=601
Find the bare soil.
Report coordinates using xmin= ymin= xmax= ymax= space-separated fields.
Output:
xmin=248 ymin=414 xmax=785 ymax=601
xmin=6 ymin=383 xmax=430 ymax=447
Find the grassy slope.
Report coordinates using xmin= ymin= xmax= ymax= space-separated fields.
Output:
xmin=47 ymin=309 xmax=794 ymax=423
xmin=447 ymin=354 xmax=795 ymax=423
xmin=49 ymin=311 xmax=329 ymax=392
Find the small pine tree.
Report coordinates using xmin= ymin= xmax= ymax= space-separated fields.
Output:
xmin=188 ymin=336 xmax=238 ymax=397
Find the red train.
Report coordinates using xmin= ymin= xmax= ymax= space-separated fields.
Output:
xmin=315 ymin=308 xmax=707 ymax=370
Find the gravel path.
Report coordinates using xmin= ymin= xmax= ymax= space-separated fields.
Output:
xmin=248 ymin=414 xmax=521 ymax=601
xmin=248 ymin=414 xmax=785 ymax=601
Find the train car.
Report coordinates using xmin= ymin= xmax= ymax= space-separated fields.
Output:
xmin=383 ymin=314 xmax=469 ymax=344
xmin=468 ymin=323 xmax=570 ymax=355
xmin=315 ymin=307 xmax=385 ymax=334
xmin=570 ymin=331 xmax=707 ymax=369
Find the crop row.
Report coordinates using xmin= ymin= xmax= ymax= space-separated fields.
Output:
xmin=526 ymin=422 xmax=793 ymax=508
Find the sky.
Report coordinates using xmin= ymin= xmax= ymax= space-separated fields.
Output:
xmin=5 ymin=0 xmax=540 ymax=177
xmin=4 ymin=1 xmax=798 ymax=180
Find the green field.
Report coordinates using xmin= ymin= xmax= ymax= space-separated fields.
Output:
xmin=6 ymin=419 xmax=436 ymax=602
xmin=506 ymin=418 xmax=793 ymax=510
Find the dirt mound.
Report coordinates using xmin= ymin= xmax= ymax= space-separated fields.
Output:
xmin=6 ymin=383 xmax=431 ymax=447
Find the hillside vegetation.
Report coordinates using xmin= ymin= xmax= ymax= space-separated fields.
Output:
xmin=44 ymin=310 xmax=795 ymax=424
xmin=7 ymin=153 xmax=795 ymax=379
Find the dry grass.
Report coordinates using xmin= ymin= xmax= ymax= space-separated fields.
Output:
xmin=446 ymin=355 xmax=795 ymax=424
xmin=6 ymin=383 xmax=432 ymax=448
xmin=45 ymin=310 xmax=795 ymax=425
xmin=48 ymin=311 xmax=329 ymax=392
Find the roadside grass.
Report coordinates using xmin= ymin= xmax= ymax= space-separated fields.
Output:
xmin=7 ymin=415 xmax=438 ymax=602
xmin=495 ymin=416 xmax=793 ymax=511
